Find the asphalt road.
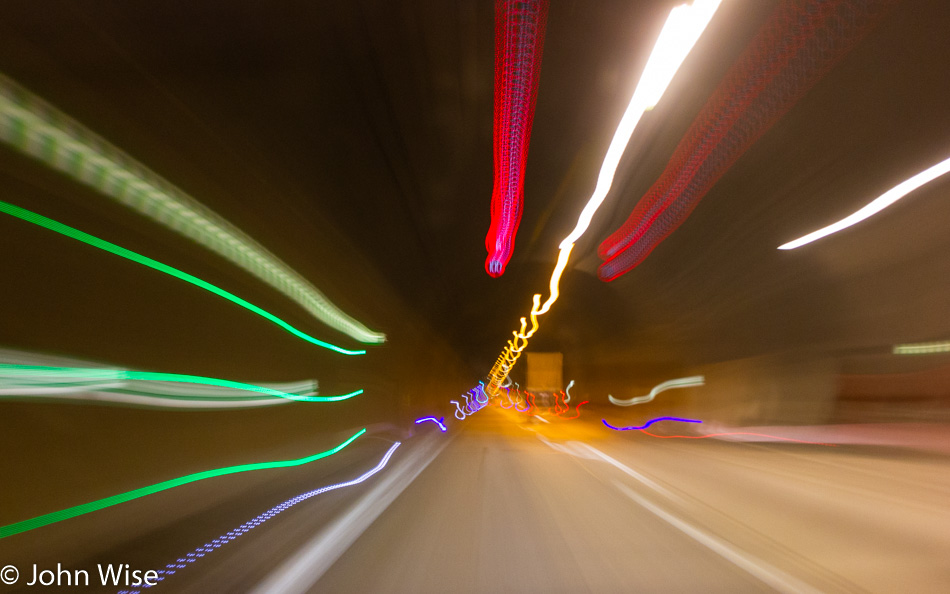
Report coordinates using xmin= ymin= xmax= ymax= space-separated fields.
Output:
xmin=312 ymin=408 xmax=950 ymax=594
xmin=1 ymin=407 xmax=948 ymax=593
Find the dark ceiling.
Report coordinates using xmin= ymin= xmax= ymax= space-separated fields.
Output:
xmin=1 ymin=0 xmax=949 ymax=384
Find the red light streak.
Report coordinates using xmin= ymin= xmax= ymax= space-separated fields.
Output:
xmin=640 ymin=430 xmax=836 ymax=446
xmin=598 ymin=0 xmax=896 ymax=281
xmin=485 ymin=0 xmax=550 ymax=277
xmin=558 ymin=400 xmax=588 ymax=420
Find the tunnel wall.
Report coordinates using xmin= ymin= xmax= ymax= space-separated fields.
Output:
xmin=0 ymin=146 xmax=473 ymax=549
xmin=686 ymin=352 xmax=838 ymax=425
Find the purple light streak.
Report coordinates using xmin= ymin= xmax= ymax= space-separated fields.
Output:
xmin=415 ymin=416 xmax=448 ymax=432
xmin=119 ymin=442 xmax=401 ymax=593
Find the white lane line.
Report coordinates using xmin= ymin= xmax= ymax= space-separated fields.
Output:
xmin=565 ymin=442 xmax=834 ymax=593
xmin=536 ymin=435 xmax=601 ymax=460
xmin=574 ymin=442 xmax=682 ymax=503
xmin=613 ymin=482 xmax=823 ymax=594
xmin=250 ymin=433 xmax=450 ymax=594
xmin=575 ymin=441 xmax=820 ymax=594
xmin=533 ymin=415 xmax=550 ymax=423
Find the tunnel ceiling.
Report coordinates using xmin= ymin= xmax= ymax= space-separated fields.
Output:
xmin=1 ymin=0 xmax=949 ymax=376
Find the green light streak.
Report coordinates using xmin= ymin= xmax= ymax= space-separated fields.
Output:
xmin=0 ymin=428 xmax=367 ymax=539
xmin=0 ymin=200 xmax=366 ymax=355
xmin=0 ymin=74 xmax=385 ymax=344
xmin=0 ymin=363 xmax=362 ymax=402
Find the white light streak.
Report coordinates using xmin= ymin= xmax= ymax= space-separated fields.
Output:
xmin=778 ymin=156 xmax=950 ymax=250
xmin=487 ymin=0 xmax=724 ymax=395
xmin=608 ymin=375 xmax=705 ymax=406
xmin=893 ymin=340 xmax=950 ymax=355
xmin=559 ymin=0 xmax=723 ymax=250
xmin=0 ymin=74 xmax=385 ymax=344
xmin=635 ymin=0 xmax=723 ymax=109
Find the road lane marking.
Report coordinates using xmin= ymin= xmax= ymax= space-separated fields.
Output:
xmin=251 ymin=433 xmax=449 ymax=594
xmin=569 ymin=441 xmax=820 ymax=594
xmin=613 ymin=481 xmax=823 ymax=594
xmin=119 ymin=443 xmax=402 ymax=593
xmin=574 ymin=442 xmax=682 ymax=503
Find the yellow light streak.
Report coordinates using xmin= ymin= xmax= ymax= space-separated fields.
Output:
xmin=486 ymin=0 xmax=723 ymax=395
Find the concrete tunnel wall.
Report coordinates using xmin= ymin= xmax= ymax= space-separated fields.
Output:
xmin=0 ymin=155 xmax=473 ymax=544
xmin=685 ymin=352 xmax=838 ymax=426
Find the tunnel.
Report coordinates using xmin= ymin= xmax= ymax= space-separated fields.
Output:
xmin=1 ymin=1 xmax=949 ymax=592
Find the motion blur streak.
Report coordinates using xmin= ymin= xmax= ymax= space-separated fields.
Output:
xmin=450 ymin=400 xmax=467 ymax=420
xmin=640 ymin=430 xmax=835 ymax=446
xmin=0 ymin=200 xmax=366 ymax=355
xmin=599 ymin=0 xmax=897 ymax=280
xmin=602 ymin=416 xmax=703 ymax=431
xmin=0 ymin=363 xmax=360 ymax=404
xmin=893 ymin=340 xmax=950 ymax=355
xmin=0 ymin=429 xmax=366 ymax=539
xmin=609 ymin=375 xmax=705 ymax=406
xmin=778 ymin=155 xmax=950 ymax=250
xmin=485 ymin=0 xmax=549 ymax=277
xmin=485 ymin=0 xmax=722 ymax=395
xmin=558 ymin=400 xmax=588 ymax=420
xmin=120 ymin=442 xmax=401 ymax=593
xmin=610 ymin=483 xmax=824 ymax=594
xmin=414 ymin=416 xmax=448 ymax=432
xmin=0 ymin=74 xmax=385 ymax=344
xmin=0 ymin=348 xmax=319 ymax=408
xmin=558 ymin=0 xmax=723 ymax=249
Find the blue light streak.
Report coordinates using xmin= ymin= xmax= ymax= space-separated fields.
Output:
xmin=474 ymin=382 xmax=489 ymax=404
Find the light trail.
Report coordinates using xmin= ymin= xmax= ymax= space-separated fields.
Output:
xmin=640 ymin=430 xmax=836 ymax=446
xmin=0 ymin=390 xmax=294 ymax=409
xmin=0 ymin=348 xmax=320 ymax=408
xmin=603 ymin=416 xmax=703 ymax=431
xmin=893 ymin=340 xmax=950 ymax=355
xmin=0 ymin=74 xmax=385 ymax=345
xmin=514 ymin=395 xmax=531 ymax=413
xmin=0 ymin=363 xmax=360 ymax=403
xmin=553 ymin=391 xmax=569 ymax=415
xmin=558 ymin=400 xmax=588 ymax=420
xmin=564 ymin=379 xmax=574 ymax=403
xmin=599 ymin=0 xmax=898 ymax=279
xmin=0 ymin=200 xmax=366 ymax=355
xmin=118 ymin=442 xmax=401 ymax=593
xmin=450 ymin=400 xmax=468 ymax=420
xmin=414 ymin=416 xmax=448 ymax=432
xmin=558 ymin=0 xmax=723 ymax=250
xmin=0 ymin=429 xmax=367 ymax=539
xmin=778 ymin=155 xmax=950 ymax=250
xmin=451 ymin=385 xmax=491 ymax=420
xmin=0 ymin=382 xmax=313 ymax=409
xmin=474 ymin=382 xmax=489 ymax=404
xmin=608 ymin=375 xmax=705 ymax=406
xmin=485 ymin=0 xmax=723 ymax=394
xmin=485 ymin=0 xmax=550 ymax=276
